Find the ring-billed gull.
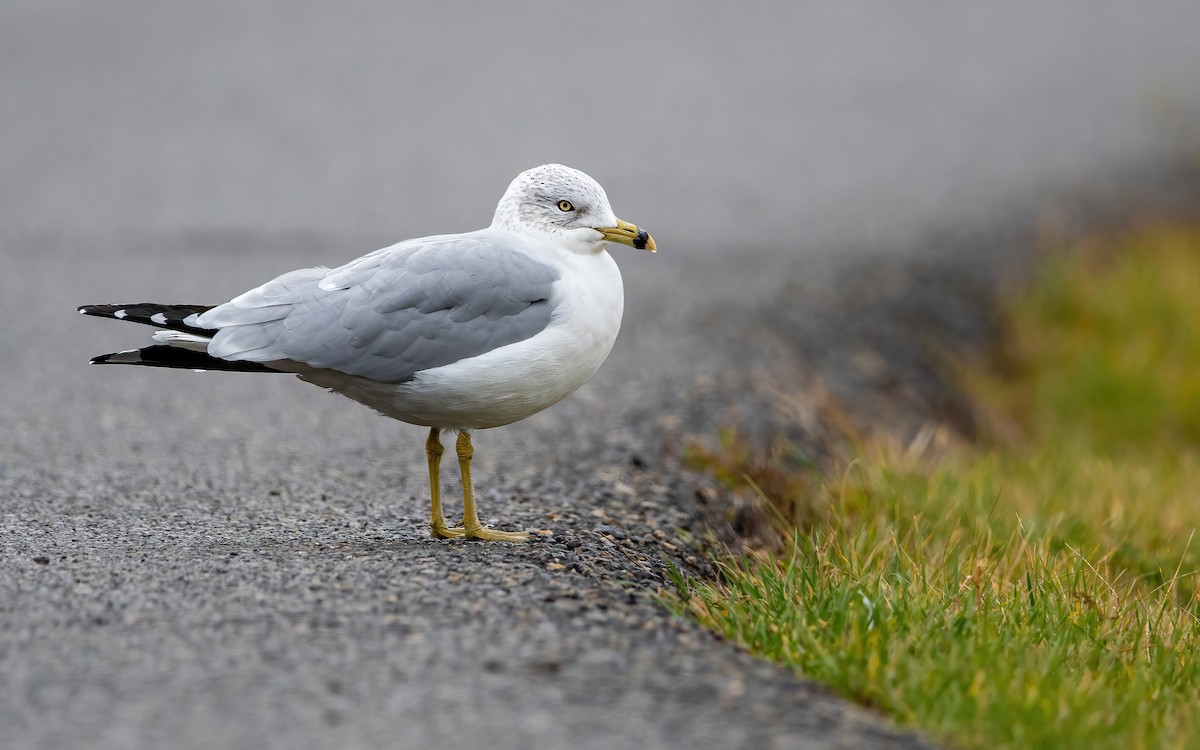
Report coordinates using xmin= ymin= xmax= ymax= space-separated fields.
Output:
xmin=79 ymin=164 xmax=656 ymax=542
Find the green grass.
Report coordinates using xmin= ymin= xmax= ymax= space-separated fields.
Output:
xmin=674 ymin=224 xmax=1200 ymax=749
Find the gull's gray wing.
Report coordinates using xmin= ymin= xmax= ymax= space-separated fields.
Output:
xmin=194 ymin=233 xmax=560 ymax=383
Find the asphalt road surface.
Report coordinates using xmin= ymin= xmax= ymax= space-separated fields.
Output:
xmin=3 ymin=3 xmax=1200 ymax=749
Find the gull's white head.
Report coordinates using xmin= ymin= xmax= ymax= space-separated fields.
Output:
xmin=491 ymin=164 xmax=656 ymax=253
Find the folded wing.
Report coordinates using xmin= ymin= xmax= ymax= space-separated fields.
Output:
xmin=195 ymin=234 xmax=560 ymax=383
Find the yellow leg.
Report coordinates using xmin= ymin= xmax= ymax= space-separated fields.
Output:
xmin=427 ymin=427 xmax=463 ymax=539
xmin=457 ymin=431 xmax=528 ymax=542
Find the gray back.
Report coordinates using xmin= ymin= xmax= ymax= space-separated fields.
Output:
xmin=198 ymin=234 xmax=560 ymax=383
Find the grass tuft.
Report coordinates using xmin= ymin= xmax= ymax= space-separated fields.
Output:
xmin=675 ymin=223 xmax=1200 ymax=749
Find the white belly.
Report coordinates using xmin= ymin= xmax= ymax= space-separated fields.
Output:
xmin=302 ymin=249 xmax=624 ymax=430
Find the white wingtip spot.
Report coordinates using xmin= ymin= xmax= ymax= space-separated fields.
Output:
xmin=150 ymin=313 xmax=168 ymax=325
xmin=113 ymin=309 xmax=127 ymax=319
xmin=78 ymin=308 xmax=87 ymax=314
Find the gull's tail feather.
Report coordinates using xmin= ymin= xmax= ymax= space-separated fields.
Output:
xmin=77 ymin=303 xmax=217 ymax=336
xmin=90 ymin=345 xmax=278 ymax=373
xmin=80 ymin=302 xmax=281 ymax=373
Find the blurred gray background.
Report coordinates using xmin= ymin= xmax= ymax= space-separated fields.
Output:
xmin=3 ymin=3 xmax=1200 ymax=749
xmin=5 ymin=1 xmax=1199 ymax=251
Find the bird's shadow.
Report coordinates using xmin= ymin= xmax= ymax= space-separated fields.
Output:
xmin=290 ymin=529 xmax=553 ymax=559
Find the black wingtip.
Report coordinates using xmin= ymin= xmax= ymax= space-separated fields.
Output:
xmin=85 ymin=345 xmax=279 ymax=373
xmin=89 ymin=349 xmax=141 ymax=365
xmin=75 ymin=303 xmax=218 ymax=335
xmin=78 ymin=304 xmax=123 ymax=321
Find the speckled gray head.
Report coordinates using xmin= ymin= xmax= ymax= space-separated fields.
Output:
xmin=491 ymin=164 xmax=656 ymax=253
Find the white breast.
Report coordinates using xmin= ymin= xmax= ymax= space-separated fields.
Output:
xmin=304 ymin=248 xmax=625 ymax=430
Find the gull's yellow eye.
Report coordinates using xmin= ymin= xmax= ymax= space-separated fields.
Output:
xmin=557 ymin=200 xmax=574 ymax=212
